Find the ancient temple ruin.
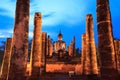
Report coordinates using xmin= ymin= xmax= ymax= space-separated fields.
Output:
xmin=81 ymin=33 xmax=86 ymax=75
xmin=0 ymin=0 xmax=119 ymax=80
xmin=68 ymin=36 xmax=76 ymax=57
xmin=46 ymin=35 xmax=53 ymax=57
xmin=30 ymin=12 xmax=42 ymax=80
xmin=97 ymin=0 xmax=119 ymax=80
xmin=114 ymin=39 xmax=120 ymax=74
xmin=7 ymin=0 xmax=30 ymax=80
xmin=81 ymin=14 xmax=98 ymax=80
xmin=41 ymin=32 xmax=47 ymax=74
xmin=85 ymin=14 xmax=98 ymax=75
xmin=0 ymin=38 xmax=12 ymax=80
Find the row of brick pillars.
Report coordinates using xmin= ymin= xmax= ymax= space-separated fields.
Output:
xmin=0 ymin=0 xmax=120 ymax=80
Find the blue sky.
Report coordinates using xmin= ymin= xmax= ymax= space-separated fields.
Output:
xmin=0 ymin=0 xmax=120 ymax=48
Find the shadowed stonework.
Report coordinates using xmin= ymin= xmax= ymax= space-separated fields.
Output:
xmin=29 ymin=40 xmax=33 ymax=77
xmin=81 ymin=33 xmax=86 ymax=75
xmin=8 ymin=0 xmax=29 ymax=80
xmin=85 ymin=14 xmax=98 ymax=75
xmin=81 ymin=14 xmax=99 ymax=80
xmin=68 ymin=36 xmax=76 ymax=57
xmin=46 ymin=35 xmax=53 ymax=57
xmin=0 ymin=0 xmax=119 ymax=80
xmin=0 ymin=38 xmax=12 ymax=80
xmin=72 ymin=36 xmax=76 ymax=57
xmin=41 ymin=32 xmax=47 ymax=74
xmin=97 ymin=0 xmax=119 ymax=80
xmin=114 ymin=39 xmax=120 ymax=74
xmin=31 ymin=12 xmax=42 ymax=80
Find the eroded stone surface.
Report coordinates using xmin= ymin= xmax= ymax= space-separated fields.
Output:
xmin=97 ymin=0 xmax=119 ymax=80
xmin=41 ymin=32 xmax=47 ymax=74
xmin=114 ymin=39 xmax=120 ymax=74
xmin=46 ymin=36 xmax=53 ymax=57
xmin=31 ymin=12 xmax=42 ymax=80
xmin=8 ymin=0 xmax=29 ymax=80
xmin=0 ymin=38 xmax=12 ymax=80
xmin=85 ymin=14 xmax=98 ymax=75
xmin=68 ymin=36 xmax=76 ymax=57
xmin=81 ymin=34 xmax=86 ymax=75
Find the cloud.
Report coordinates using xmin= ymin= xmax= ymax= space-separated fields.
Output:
xmin=1 ymin=0 xmax=119 ymax=48
xmin=45 ymin=31 xmax=57 ymax=39
xmin=42 ymin=12 xmax=55 ymax=18
xmin=0 ymin=29 xmax=13 ymax=38
xmin=0 ymin=0 xmax=94 ymax=29
xmin=0 ymin=0 xmax=96 ymax=48
xmin=29 ymin=31 xmax=33 ymax=39
xmin=29 ymin=29 xmax=57 ymax=40
xmin=29 ymin=0 xmax=89 ymax=27
xmin=0 ymin=0 xmax=15 ymax=17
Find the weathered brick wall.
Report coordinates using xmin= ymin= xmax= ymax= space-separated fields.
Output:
xmin=114 ymin=39 xmax=120 ymax=74
xmin=46 ymin=63 xmax=82 ymax=75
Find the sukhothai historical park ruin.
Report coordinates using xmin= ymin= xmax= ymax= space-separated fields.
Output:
xmin=0 ymin=0 xmax=120 ymax=80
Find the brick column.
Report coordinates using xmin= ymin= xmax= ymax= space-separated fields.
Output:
xmin=86 ymin=14 xmax=98 ymax=75
xmin=73 ymin=36 xmax=76 ymax=57
xmin=29 ymin=40 xmax=33 ymax=76
xmin=8 ymin=0 xmax=29 ymax=80
xmin=114 ymin=39 xmax=120 ymax=74
xmin=97 ymin=0 xmax=119 ymax=80
xmin=31 ymin=12 xmax=42 ymax=80
xmin=41 ymin=32 xmax=47 ymax=74
xmin=0 ymin=38 xmax=12 ymax=80
xmin=81 ymin=34 xmax=86 ymax=75
xmin=47 ymin=35 xmax=50 ymax=56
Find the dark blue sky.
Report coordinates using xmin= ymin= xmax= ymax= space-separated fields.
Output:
xmin=0 ymin=0 xmax=120 ymax=49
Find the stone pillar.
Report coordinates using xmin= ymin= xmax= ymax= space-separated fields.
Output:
xmin=73 ymin=36 xmax=76 ymax=57
xmin=47 ymin=35 xmax=50 ymax=56
xmin=114 ymin=39 xmax=120 ymax=74
xmin=41 ymin=32 xmax=47 ymax=74
xmin=81 ymin=34 xmax=86 ymax=75
xmin=68 ymin=38 xmax=76 ymax=57
xmin=46 ymin=35 xmax=53 ymax=56
xmin=68 ymin=42 xmax=73 ymax=57
xmin=0 ymin=38 xmax=12 ymax=80
xmin=97 ymin=0 xmax=119 ymax=80
xmin=8 ymin=0 xmax=29 ymax=80
xmin=86 ymin=14 xmax=98 ymax=75
xmin=29 ymin=40 xmax=33 ymax=76
xmin=49 ymin=42 xmax=53 ymax=57
xmin=31 ymin=12 xmax=42 ymax=80
xmin=46 ymin=37 xmax=48 ymax=56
